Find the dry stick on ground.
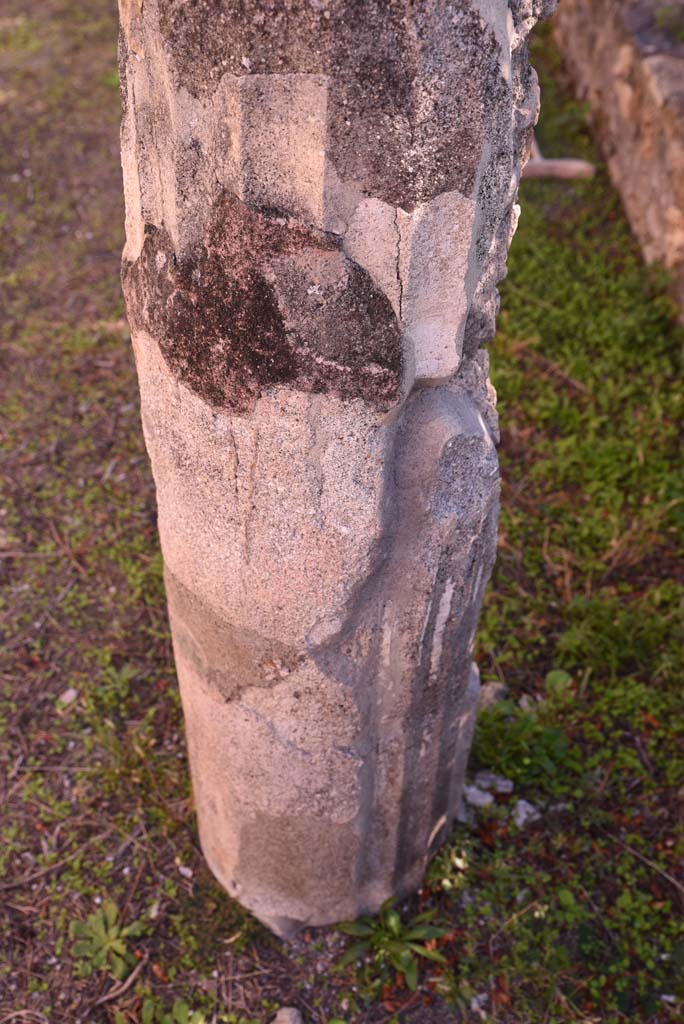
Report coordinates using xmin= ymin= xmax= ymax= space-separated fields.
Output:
xmin=4 ymin=580 xmax=75 ymax=652
xmin=522 ymin=136 xmax=595 ymax=180
xmin=0 ymin=827 xmax=115 ymax=891
xmin=579 ymin=885 xmax=621 ymax=952
xmin=46 ymin=519 xmax=87 ymax=576
xmin=494 ymin=899 xmax=543 ymax=935
xmin=119 ymin=856 xmax=146 ymax=923
xmin=0 ymin=551 xmax=70 ymax=559
xmin=507 ymin=336 xmax=590 ymax=395
xmin=0 ymin=1013 xmax=50 ymax=1024
xmin=90 ymin=953 xmax=149 ymax=1008
xmin=601 ymin=829 xmax=684 ymax=904
xmin=599 ymin=499 xmax=682 ymax=581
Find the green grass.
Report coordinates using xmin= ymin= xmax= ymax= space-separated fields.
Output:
xmin=1 ymin=8 xmax=682 ymax=1024
xmin=402 ymin=28 xmax=684 ymax=1022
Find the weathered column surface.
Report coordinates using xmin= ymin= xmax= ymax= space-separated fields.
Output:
xmin=119 ymin=0 xmax=555 ymax=935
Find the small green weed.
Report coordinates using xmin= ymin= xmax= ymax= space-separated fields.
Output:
xmin=69 ymin=899 xmax=146 ymax=980
xmin=337 ymin=899 xmax=447 ymax=992
xmin=0 ymin=16 xmax=42 ymax=54
xmin=656 ymin=4 xmax=684 ymax=42
xmin=140 ymin=999 xmax=207 ymax=1024
xmin=472 ymin=699 xmax=582 ymax=797
xmin=117 ymin=1005 xmax=262 ymax=1024
xmin=94 ymin=660 xmax=138 ymax=714
xmin=100 ymin=67 xmax=119 ymax=89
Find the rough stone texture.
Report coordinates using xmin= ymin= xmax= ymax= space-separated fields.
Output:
xmin=118 ymin=0 xmax=555 ymax=935
xmin=554 ymin=0 xmax=684 ymax=311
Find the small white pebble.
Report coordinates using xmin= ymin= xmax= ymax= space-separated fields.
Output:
xmin=479 ymin=681 xmax=507 ymax=709
xmin=272 ymin=1010 xmax=303 ymax=1024
xmin=178 ymin=864 xmax=193 ymax=880
xmin=470 ymin=992 xmax=489 ymax=1020
xmin=464 ymin=784 xmax=494 ymax=808
xmin=58 ymin=687 xmax=79 ymax=706
xmin=512 ymin=799 xmax=541 ymax=828
xmin=474 ymin=770 xmax=514 ymax=794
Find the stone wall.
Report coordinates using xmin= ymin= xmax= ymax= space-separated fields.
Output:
xmin=554 ymin=0 xmax=684 ymax=310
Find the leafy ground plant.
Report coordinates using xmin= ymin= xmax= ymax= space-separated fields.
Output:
xmin=69 ymin=899 xmax=145 ymax=980
xmin=139 ymin=997 xmax=208 ymax=1024
xmin=337 ymin=900 xmax=447 ymax=993
xmin=125 ymin=1005 xmax=261 ymax=1024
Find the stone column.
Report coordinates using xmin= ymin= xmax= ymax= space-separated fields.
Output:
xmin=118 ymin=0 xmax=555 ymax=936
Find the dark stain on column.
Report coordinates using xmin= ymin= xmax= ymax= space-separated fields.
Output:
xmin=122 ymin=194 xmax=402 ymax=413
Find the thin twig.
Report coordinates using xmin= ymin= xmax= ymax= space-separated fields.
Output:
xmin=494 ymin=899 xmax=541 ymax=934
xmin=46 ymin=520 xmax=87 ymax=576
xmin=0 ymin=827 xmax=114 ymax=891
xmin=8 ymin=765 xmax=100 ymax=773
xmin=0 ymin=550 xmax=70 ymax=559
xmin=0 ymin=1013 xmax=49 ymax=1024
xmin=601 ymin=829 xmax=684 ymax=899
xmin=119 ymin=855 xmax=146 ymax=921
xmin=579 ymin=885 xmax=620 ymax=952
xmin=523 ymin=136 xmax=595 ymax=180
xmin=91 ymin=953 xmax=149 ymax=1007
xmin=4 ymin=581 xmax=75 ymax=651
